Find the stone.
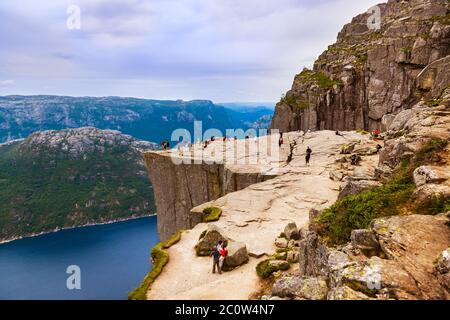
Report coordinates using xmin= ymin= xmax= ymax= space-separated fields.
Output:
xmin=272 ymin=275 xmax=328 ymax=300
xmin=338 ymin=180 xmax=382 ymax=199
xmin=284 ymin=222 xmax=300 ymax=240
xmin=327 ymin=285 xmax=372 ymax=300
xmin=287 ymin=251 xmax=299 ymax=263
xmin=223 ymin=241 xmax=249 ymax=271
xmin=350 ymin=229 xmax=381 ymax=252
xmin=329 ymin=170 xmax=345 ymax=181
xmin=435 ymin=248 xmax=450 ymax=274
xmin=413 ymin=166 xmax=445 ymax=187
xmin=351 ymin=166 xmax=376 ymax=181
xmin=195 ymin=225 xmax=228 ymax=256
xmin=275 ymin=237 xmax=288 ymax=248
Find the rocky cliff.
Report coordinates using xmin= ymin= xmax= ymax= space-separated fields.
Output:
xmin=143 ymin=141 xmax=278 ymax=241
xmin=271 ymin=0 xmax=449 ymax=132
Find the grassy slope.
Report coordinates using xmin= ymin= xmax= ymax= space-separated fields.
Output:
xmin=0 ymin=140 xmax=155 ymax=241
xmin=315 ymin=138 xmax=449 ymax=245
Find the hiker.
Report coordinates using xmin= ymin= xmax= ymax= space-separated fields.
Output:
xmin=278 ymin=133 xmax=284 ymax=148
xmin=371 ymin=129 xmax=380 ymax=139
xmin=212 ymin=240 xmax=223 ymax=274
xmin=335 ymin=130 xmax=343 ymax=137
xmin=219 ymin=243 xmax=228 ymax=271
xmin=305 ymin=146 xmax=312 ymax=165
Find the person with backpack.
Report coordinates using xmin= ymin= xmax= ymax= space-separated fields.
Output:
xmin=211 ymin=240 xmax=223 ymax=274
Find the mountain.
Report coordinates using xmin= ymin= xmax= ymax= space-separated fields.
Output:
xmin=0 ymin=127 xmax=156 ymax=242
xmin=0 ymin=96 xmax=277 ymax=145
xmin=220 ymin=103 xmax=274 ymax=130
xmin=271 ymin=0 xmax=449 ymax=132
xmin=0 ymin=96 xmax=236 ymax=144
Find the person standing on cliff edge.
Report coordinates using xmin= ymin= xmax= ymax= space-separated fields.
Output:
xmin=305 ymin=146 xmax=312 ymax=166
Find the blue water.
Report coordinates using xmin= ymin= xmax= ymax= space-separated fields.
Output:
xmin=0 ymin=216 xmax=158 ymax=300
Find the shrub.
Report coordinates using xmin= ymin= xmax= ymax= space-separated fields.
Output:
xmin=315 ymin=138 xmax=448 ymax=245
xmin=128 ymin=230 xmax=183 ymax=300
xmin=202 ymin=207 xmax=222 ymax=222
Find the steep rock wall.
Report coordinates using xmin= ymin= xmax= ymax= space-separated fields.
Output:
xmin=143 ymin=152 xmax=274 ymax=241
xmin=271 ymin=0 xmax=449 ymax=133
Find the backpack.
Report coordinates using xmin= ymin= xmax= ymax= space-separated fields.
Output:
xmin=213 ymin=247 xmax=221 ymax=259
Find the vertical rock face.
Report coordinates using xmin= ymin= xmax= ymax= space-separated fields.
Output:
xmin=143 ymin=152 xmax=273 ymax=241
xmin=271 ymin=0 xmax=449 ymax=133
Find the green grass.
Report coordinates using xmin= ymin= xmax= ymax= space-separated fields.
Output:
xmin=128 ymin=230 xmax=183 ymax=300
xmin=202 ymin=207 xmax=222 ymax=222
xmin=315 ymin=138 xmax=448 ymax=245
xmin=296 ymin=69 xmax=343 ymax=89
xmin=256 ymin=260 xmax=290 ymax=279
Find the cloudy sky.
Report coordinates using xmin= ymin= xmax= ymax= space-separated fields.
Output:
xmin=0 ymin=0 xmax=380 ymax=102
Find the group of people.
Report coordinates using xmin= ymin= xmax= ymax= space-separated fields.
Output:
xmin=211 ymin=240 xmax=228 ymax=274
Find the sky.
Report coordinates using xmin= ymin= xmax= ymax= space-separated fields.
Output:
xmin=0 ymin=0 xmax=381 ymax=102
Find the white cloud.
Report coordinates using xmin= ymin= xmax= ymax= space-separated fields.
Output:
xmin=0 ymin=0 xmax=381 ymax=101
xmin=0 ymin=80 xmax=16 ymax=87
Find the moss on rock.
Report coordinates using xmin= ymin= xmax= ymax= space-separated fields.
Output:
xmin=128 ymin=230 xmax=183 ymax=300
xmin=202 ymin=207 xmax=222 ymax=222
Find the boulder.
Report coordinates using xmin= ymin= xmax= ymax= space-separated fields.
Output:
xmin=275 ymin=237 xmax=288 ymax=248
xmin=327 ymin=285 xmax=372 ymax=300
xmin=413 ymin=166 xmax=440 ymax=187
xmin=351 ymin=166 xmax=376 ymax=181
xmin=287 ymin=239 xmax=299 ymax=248
xmin=284 ymin=222 xmax=300 ymax=240
xmin=272 ymin=275 xmax=328 ymax=300
xmin=195 ymin=225 xmax=228 ymax=256
xmin=329 ymin=170 xmax=345 ymax=181
xmin=338 ymin=180 xmax=382 ymax=199
xmin=350 ymin=229 xmax=381 ymax=252
xmin=435 ymin=248 xmax=450 ymax=274
xmin=352 ymin=145 xmax=378 ymax=156
xmin=287 ymin=251 xmax=299 ymax=263
xmin=223 ymin=241 xmax=249 ymax=271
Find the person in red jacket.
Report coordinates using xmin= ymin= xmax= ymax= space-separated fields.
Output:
xmin=219 ymin=244 xmax=228 ymax=271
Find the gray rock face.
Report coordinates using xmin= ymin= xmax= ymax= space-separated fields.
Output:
xmin=338 ymin=179 xmax=382 ymax=199
xmin=272 ymin=275 xmax=328 ymax=300
xmin=271 ymin=0 xmax=450 ymax=132
xmin=327 ymin=285 xmax=372 ymax=300
xmin=275 ymin=237 xmax=288 ymax=248
xmin=223 ymin=241 xmax=249 ymax=271
xmin=350 ymin=229 xmax=381 ymax=252
xmin=284 ymin=222 xmax=300 ymax=240
xmin=413 ymin=166 xmax=442 ymax=187
xmin=435 ymin=248 xmax=450 ymax=274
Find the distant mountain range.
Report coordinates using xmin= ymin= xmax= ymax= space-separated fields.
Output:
xmin=0 ymin=127 xmax=156 ymax=242
xmin=0 ymin=96 xmax=274 ymax=144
